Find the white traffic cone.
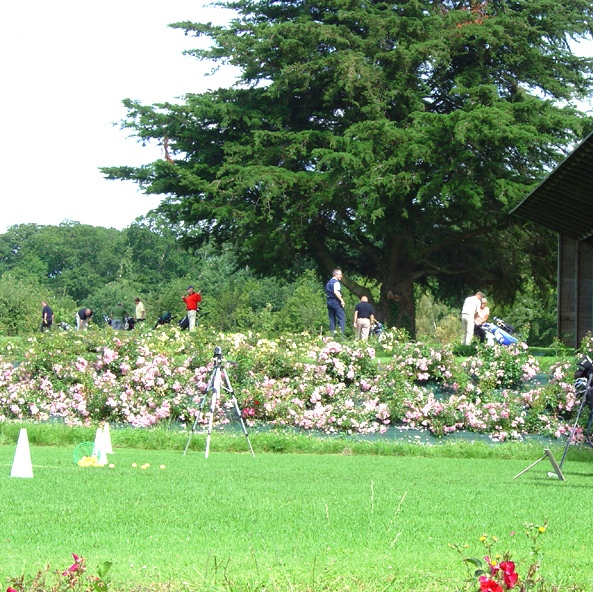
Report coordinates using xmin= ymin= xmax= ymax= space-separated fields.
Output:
xmin=102 ymin=423 xmax=113 ymax=454
xmin=93 ymin=427 xmax=102 ymax=456
xmin=10 ymin=428 xmax=33 ymax=478
xmin=93 ymin=427 xmax=108 ymax=466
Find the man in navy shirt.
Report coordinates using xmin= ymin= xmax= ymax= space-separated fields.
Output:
xmin=41 ymin=302 xmax=53 ymax=331
xmin=326 ymin=269 xmax=346 ymax=334
xmin=76 ymin=308 xmax=93 ymax=331
xmin=353 ymin=296 xmax=375 ymax=340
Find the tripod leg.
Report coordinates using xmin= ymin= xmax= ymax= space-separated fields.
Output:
xmin=205 ymin=367 xmax=221 ymax=458
xmin=513 ymin=455 xmax=546 ymax=479
xmin=183 ymin=412 xmax=201 ymax=456
xmin=559 ymin=396 xmax=587 ymax=469
xmin=183 ymin=367 xmax=216 ymax=455
xmin=222 ymin=369 xmax=255 ymax=457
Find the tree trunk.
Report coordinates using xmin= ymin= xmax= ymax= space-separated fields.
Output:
xmin=378 ymin=272 xmax=416 ymax=338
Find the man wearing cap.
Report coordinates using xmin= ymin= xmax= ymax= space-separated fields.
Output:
xmin=182 ymin=285 xmax=202 ymax=332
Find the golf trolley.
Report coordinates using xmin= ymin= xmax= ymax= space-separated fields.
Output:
xmin=514 ymin=354 xmax=593 ymax=481
xmin=183 ymin=347 xmax=255 ymax=458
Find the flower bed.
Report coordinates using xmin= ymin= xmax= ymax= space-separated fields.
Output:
xmin=0 ymin=327 xmax=585 ymax=441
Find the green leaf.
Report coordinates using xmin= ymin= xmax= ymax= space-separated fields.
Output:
xmin=464 ymin=557 xmax=483 ymax=568
xmin=96 ymin=561 xmax=112 ymax=579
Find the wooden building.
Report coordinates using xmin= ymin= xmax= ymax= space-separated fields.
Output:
xmin=512 ymin=131 xmax=593 ymax=347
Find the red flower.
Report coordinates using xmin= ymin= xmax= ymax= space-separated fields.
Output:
xmin=500 ymin=561 xmax=518 ymax=588
xmin=7 ymin=587 xmax=18 ymax=592
xmin=479 ymin=576 xmax=504 ymax=592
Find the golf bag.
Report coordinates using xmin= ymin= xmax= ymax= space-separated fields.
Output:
xmin=178 ymin=310 xmax=209 ymax=331
xmin=493 ymin=316 xmax=515 ymax=334
xmin=574 ymin=355 xmax=593 ymax=448
xmin=481 ymin=316 xmax=518 ymax=346
xmin=371 ymin=321 xmax=384 ymax=337
xmin=179 ymin=315 xmax=190 ymax=331
xmin=59 ymin=321 xmax=72 ymax=331
xmin=154 ymin=311 xmax=173 ymax=329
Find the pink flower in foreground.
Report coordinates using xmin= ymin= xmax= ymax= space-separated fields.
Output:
xmin=62 ymin=553 xmax=84 ymax=576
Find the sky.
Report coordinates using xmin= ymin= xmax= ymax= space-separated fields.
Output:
xmin=0 ymin=0 xmax=237 ymax=233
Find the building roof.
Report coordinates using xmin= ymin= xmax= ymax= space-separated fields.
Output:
xmin=511 ymin=130 xmax=593 ymax=240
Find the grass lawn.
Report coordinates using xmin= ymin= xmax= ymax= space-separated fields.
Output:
xmin=1 ymin=433 xmax=592 ymax=591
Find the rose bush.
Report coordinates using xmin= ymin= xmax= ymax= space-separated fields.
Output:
xmin=7 ymin=553 xmax=111 ymax=592
xmin=0 ymin=326 xmax=586 ymax=440
xmin=453 ymin=522 xmax=550 ymax=592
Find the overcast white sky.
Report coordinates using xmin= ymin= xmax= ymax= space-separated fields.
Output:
xmin=1 ymin=5 xmax=592 ymax=235
xmin=0 ymin=0 xmax=237 ymax=233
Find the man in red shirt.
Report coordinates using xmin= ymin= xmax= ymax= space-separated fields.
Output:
xmin=182 ymin=285 xmax=202 ymax=332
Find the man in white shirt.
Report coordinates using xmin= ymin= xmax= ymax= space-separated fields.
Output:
xmin=461 ymin=291 xmax=483 ymax=345
xmin=134 ymin=298 xmax=146 ymax=322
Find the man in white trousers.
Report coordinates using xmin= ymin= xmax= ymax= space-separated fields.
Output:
xmin=461 ymin=291 xmax=483 ymax=345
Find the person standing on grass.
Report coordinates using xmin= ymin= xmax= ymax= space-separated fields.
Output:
xmin=134 ymin=297 xmax=146 ymax=323
xmin=182 ymin=285 xmax=202 ymax=332
xmin=461 ymin=291 xmax=483 ymax=345
xmin=110 ymin=303 xmax=127 ymax=330
xmin=353 ymin=296 xmax=375 ymax=340
xmin=41 ymin=301 xmax=54 ymax=331
xmin=326 ymin=269 xmax=346 ymax=334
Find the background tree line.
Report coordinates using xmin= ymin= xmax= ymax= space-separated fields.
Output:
xmin=0 ymin=216 xmax=556 ymax=345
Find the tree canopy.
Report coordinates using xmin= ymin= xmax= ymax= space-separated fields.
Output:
xmin=102 ymin=0 xmax=593 ymax=333
xmin=0 ymin=219 xmax=194 ymax=303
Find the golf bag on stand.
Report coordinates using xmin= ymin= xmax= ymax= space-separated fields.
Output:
xmin=154 ymin=311 xmax=174 ymax=329
xmin=481 ymin=317 xmax=518 ymax=346
xmin=178 ymin=310 xmax=209 ymax=331
xmin=371 ymin=321 xmax=384 ymax=338
xmin=573 ymin=355 xmax=593 ymax=448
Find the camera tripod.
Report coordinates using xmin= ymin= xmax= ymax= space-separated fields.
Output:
xmin=183 ymin=347 xmax=255 ymax=458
